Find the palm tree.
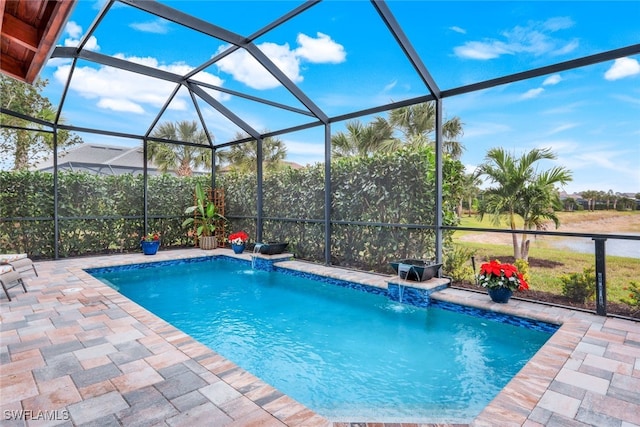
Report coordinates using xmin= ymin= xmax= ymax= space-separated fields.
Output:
xmin=515 ymin=171 xmax=568 ymax=259
xmin=220 ymin=131 xmax=287 ymax=173
xmin=476 ymin=147 xmax=572 ymax=260
xmin=459 ymin=172 xmax=482 ymax=217
xmin=148 ymin=120 xmax=212 ymax=176
xmin=580 ymin=190 xmax=599 ymax=211
xmin=387 ymin=102 xmax=465 ymax=158
xmin=331 ymin=118 xmax=396 ymax=158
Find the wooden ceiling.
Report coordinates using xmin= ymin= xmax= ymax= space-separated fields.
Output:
xmin=0 ymin=0 xmax=76 ymax=84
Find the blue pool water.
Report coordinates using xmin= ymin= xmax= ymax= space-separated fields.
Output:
xmin=89 ymin=257 xmax=556 ymax=423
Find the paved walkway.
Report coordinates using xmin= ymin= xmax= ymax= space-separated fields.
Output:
xmin=1 ymin=249 xmax=638 ymax=427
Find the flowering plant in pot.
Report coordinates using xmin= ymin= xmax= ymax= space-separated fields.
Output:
xmin=140 ymin=232 xmax=161 ymax=255
xmin=141 ymin=232 xmax=160 ymax=242
xmin=229 ymin=231 xmax=249 ymax=254
xmin=477 ymin=259 xmax=529 ymax=303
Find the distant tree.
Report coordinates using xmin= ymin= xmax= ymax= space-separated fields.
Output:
xmin=148 ymin=120 xmax=212 ymax=176
xmin=0 ymin=75 xmax=82 ymax=170
xmin=563 ymin=197 xmax=578 ymax=211
xmin=617 ymin=196 xmax=636 ymax=211
xmin=459 ymin=172 xmax=482 ymax=217
xmin=387 ymin=102 xmax=465 ymax=159
xmin=476 ymin=147 xmax=572 ymax=260
xmin=331 ymin=118 xmax=396 ymax=158
xmin=220 ymin=131 xmax=287 ymax=173
xmin=580 ymin=190 xmax=599 ymax=211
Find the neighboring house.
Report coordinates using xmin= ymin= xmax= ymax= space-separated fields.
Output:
xmin=33 ymin=143 xmax=165 ymax=176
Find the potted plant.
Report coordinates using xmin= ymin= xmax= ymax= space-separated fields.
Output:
xmin=140 ymin=231 xmax=161 ymax=255
xmin=182 ymin=182 xmax=226 ymax=250
xmin=477 ymin=259 xmax=529 ymax=303
xmin=229 ymin=231 xmax=249 ymax=254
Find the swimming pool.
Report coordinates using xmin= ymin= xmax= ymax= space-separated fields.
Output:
xmin=88 ymin=256 xmax=557 ymax=423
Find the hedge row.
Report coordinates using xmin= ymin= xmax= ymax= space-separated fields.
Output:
xmin=1 ymin=147 xmax=462 ymax=273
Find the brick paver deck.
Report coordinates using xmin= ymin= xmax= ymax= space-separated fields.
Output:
xmin=1 ymin=249 xmax=638 ymax=426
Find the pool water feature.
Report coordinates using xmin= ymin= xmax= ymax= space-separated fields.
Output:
xmin=88 ymin=257 xmax=556 ymax=423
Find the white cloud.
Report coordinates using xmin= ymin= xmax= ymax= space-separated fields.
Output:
xmin=542 ymin=101 xmax=585 ymax=115
xmin=65 ymin=21 xmax=82 ymax=39
xmin=215 ymin=33 xmax=345 ymax=90
xmin=541 ymin=16 xmax=574 ymax=32
xmin=454 ymin=17 xmax=577 ymax=60
xmin=295 ymin=32 xmax=346 ymax=64
xmin=464 ymin=163 xmax=478 ymax=174
xmin=283 ymin=139 xmax=325 ymax=165
xmin=546 ymin=123 xmax=579 ymax=135
xmin=215 ymin=44 xmax=296 ymax=90
xmin=521 ymin=88 xmax=544 ymax=99
xmin=553 ymin=39 xmax=579 ymax=56
xmin=97 ymin=98 xmax=145 ymax=113
xmin=62 ymin=21 xmax=99 ymax=50
xmin=449 ymin=26 xmax=466 ymax=34
xmin=462 ymin=122 xmax=511 ymax=139
xmin=539 ymin=140 xmax=639 ymax=193
xmin=573 ymin=150 xmax=619 ymax=170
xmin=604 ymin=57 xmax=640 ymax=81
xmin=543 ymin=74 xmax=562 ymax=85
xmin=130 ymin=19 xmax=170 ymax=34
xmin=611 ymin=94 xmax=640 ymax=106
xmin=383 ymin=80 xmax=397 ymax=92
xmin=454 ymin=41 xmax=511 ymax=60
xmin=54 ymin=54 xmax=225 ymax=114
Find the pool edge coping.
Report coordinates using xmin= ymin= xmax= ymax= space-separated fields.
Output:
xmin=8 ymin=248 xmax=637 ymax=427
xmin=70 ymin=251 xmax=601 ymax=425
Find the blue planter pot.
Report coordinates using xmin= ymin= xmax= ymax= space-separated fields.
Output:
xmin=231 ymin=243 xmax=245 ymax=254
xmin=488 ymin=287 xmax=513 ymax=303
xmin=141 ymin=240 xmax=160 ymax=255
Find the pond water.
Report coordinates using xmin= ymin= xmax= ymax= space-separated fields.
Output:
xmin=547 ymin=234 xmax=640 ymax=259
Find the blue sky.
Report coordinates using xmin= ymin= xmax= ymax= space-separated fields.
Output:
xmin=37 ymin=1 xmax=639 ymax=194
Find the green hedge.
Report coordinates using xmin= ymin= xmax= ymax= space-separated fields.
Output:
xmin=1 ymin=146 xmax=462 ymax=273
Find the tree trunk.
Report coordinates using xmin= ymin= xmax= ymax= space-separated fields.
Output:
xmin=13 ymin=130 xmax=30 ymax=170
xmin=510 ymin=211 xmax=521 ymax=259
xmin=520 ymin=235 xmax=530 ymax=261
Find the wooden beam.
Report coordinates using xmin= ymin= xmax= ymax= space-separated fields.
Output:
xmin=0 ymin=52 xmax=27 ymax=79
xmin=25 ymin=0 xmax=76 ymax=83
xmin=2 ymin=12 xmax=39 ymax=51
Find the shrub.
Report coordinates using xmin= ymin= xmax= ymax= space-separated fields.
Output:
xmin=621 ymin=281 xmax=640 ymax=311
xmin=514 ymin=259 xmax=531 ymax=284
xmin=560 ymin=266 xmax=595 ymax=303
xmin=443 ymin=244 xmax=476 ymax=282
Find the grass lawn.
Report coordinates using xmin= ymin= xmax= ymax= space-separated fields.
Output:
xmin=452 ymin=211 xmax=640 ymax=304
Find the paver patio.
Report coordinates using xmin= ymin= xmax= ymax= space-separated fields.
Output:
xmin=1 ymin=248 xmax=638 ymax=426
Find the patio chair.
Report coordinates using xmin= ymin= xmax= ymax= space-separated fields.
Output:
xmin=0 ymin=253 xmax=38 ymax=277
xmin=0 ymin=265 xmax=27 ymax=301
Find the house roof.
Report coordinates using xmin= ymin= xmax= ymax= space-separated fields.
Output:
xmin=0 ymin=0 xmax=77 ymax=84
xmin=33 ymin=142 xmax=159 ymax=175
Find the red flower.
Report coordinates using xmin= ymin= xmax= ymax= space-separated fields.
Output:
xmin=480 ymin=259 xmax=502 ymax=277
xmin=478 ymin=259 xmax=528 ymax=292
xmin=141 ymin=232 xmax=160 ymax=241
xmin=229 ymin=231 xmax=249 ymax=244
